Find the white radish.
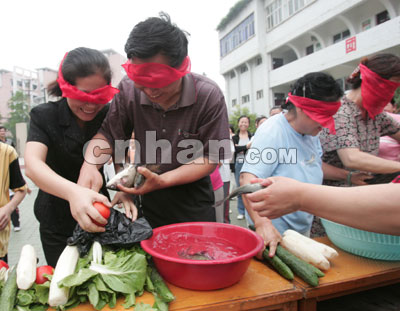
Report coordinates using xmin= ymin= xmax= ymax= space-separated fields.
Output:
xmin=16 ymin=244 xmax=37 ymax=290
xmin=284 ymin=229 xmax=338 ymax=260
xmin=281 ymin=234 xmax=330 ymax=270
xmin=48 ymin=245 xmax=79 ymax=307
xmin=92 ymin=241 xmax=102 ymax=264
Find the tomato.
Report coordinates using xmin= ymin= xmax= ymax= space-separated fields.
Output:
xmin=36 ymin=265 xmax=54 ymax=284
xmin=92 ymin=202 xmax=111 ymax=226
xmin=0 ymin=260 xmax=9 ymax=270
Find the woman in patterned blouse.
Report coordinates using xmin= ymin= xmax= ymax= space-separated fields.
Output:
xmin=320 ymin=53 xmax=400 ymax=187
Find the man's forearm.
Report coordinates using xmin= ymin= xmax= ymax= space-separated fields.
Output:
xmin=159 ymin=158 xmax=216 ymax=189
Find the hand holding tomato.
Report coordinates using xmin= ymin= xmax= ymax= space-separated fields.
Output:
xmin=91 ymin=202 xmax=111 ymax=227
xmin=36 ymin=265 xmax=54 ymax=284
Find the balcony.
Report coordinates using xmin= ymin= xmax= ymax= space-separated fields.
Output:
xmin=269 ymin=16 xmax=400 ymax=88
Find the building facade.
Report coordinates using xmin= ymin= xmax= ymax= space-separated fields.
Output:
xmin=0 ymin=49 xmax=126 ymax=123
xmin=218 ymin=0 xmax=400 ymax=116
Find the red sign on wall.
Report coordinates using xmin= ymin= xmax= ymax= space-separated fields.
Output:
xmin=346 ymin=36 xmax=357 ymax=53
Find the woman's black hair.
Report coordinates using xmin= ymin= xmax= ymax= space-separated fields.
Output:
xmin=346 ymin=53 xmax=400 ymax=90
xmin=124 ymin=12 xmax=189 ymax=68
xmin=282 ymin=72 xmax=343 ymax=111
xmin=48 ymin=47 xmax=112 ymax=97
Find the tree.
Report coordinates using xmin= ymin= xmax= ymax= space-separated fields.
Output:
xmin=229 ymin=106 xmax=258 ymax=134
xmin=5 ymin=91 xmax=30 ymax=139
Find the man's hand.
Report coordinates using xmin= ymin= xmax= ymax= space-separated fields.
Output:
xmin=117 ymin=166 xmax=162 ymax=195
xmin=67 ymin=185 xmax=111 ymax=233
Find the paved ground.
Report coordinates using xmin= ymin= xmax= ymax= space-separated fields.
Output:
xmin=8 ymin=168 xmax=247 ymax=267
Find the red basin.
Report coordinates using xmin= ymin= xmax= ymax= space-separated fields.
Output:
xmin=140 ymin=222 xmax=264 ymax=290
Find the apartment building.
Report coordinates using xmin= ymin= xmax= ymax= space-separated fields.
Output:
xmin=218 ymin=0 xmax=400 ymax=116
xmin=0 ymin=49 xmax=126 ymax=123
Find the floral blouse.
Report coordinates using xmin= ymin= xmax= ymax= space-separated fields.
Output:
xmin=320 ymin=96 xmax=400 ymax=186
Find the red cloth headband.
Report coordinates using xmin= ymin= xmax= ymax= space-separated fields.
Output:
xmin=287 ymin=93 xmax=341 ymax=134
xmin=122 ymin=56 xmax=191 ymax=88
xmin=359 ymin=63 xmax=400 ymax=119
xmin=57 ymin=53 xmax=119 ymax=105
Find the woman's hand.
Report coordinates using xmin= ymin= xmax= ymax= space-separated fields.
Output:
xmin=111 ymin=192 xmax=138 ymax=221
xmin=68 ymin=185 xmax=111 ymax=233
xmin=254 ymin=218 xmax=282 ymax=258
xmin=0 ymin=206 xmax=12 ymax=231
xmin=77 ymin=163 xmax=104 ymax=192
xmin=350 ymin=171 xmax=373 ymax=185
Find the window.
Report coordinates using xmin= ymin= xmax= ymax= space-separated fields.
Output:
xmin=267 ymin=0 xmax=310 ymax=30
xmin=240 ymin=65 xmax=248 ymax=73
xmin=272 ymin=58 xmax=283 ymax=69
xmin=376 ymin=10 xmax=390 ymax=25
xmin=361 ymin=19 xmax=371 ymax=31
xmin=333 ymin=29 xmax=350 ymax=44
xmin=306 ymin=45 xmax=314 ymax=55
xmin=230 ymin=71 xmax=236 ymax=79
xmin=220 ymin=14 xmax=255 ymax=57
xmin=256 ymin=57 xmax=262 ymax=66
xmin=274 ymin=93 xmax=285 ymax=106
xmin=242 ymin=95 xmax=250 ymax=104
xmin=232 ymin=99 xmax=237 ymax=107
xmin=256 ymin=90 xmax=264 ymax=99
xmin=266 ymin=0 xmax=282 ymax=30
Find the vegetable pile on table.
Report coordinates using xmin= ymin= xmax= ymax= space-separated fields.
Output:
xmin=262 ymin=230 xmax=339 ymax=287
xmin=0 ymin=242 xmax=175 ymax=311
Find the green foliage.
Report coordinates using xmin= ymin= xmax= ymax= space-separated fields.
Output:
xmin=229 ymin=106 xmax=258 ymax=134
xmin=217 ymin=0 xmax=252 ymax=31
xmin=394 ymin=88 xmax=400 ymax=113
xmin=4 ymin=91 xmax=30 ymax=139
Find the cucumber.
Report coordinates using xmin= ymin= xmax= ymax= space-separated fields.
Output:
xmin=275 ymin=245 xmax=319 ymax=287
xmin=309 ymin=264 xmax=325 ymax=278
xmin=149 ymin=264 xmax=175 ymax=303
xmin=263 ymin=248 xmax=294 ymax=280
xmin=0 ymin=266 xmax=18 ymax=311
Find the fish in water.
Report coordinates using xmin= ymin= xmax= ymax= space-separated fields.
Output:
xmin=178 ymin=249 xmax=214 ymax=261
xmin=106 ymin=164 xmax=158 ymax=190
xmin=213 ymin=183 xmax=266 ymax=207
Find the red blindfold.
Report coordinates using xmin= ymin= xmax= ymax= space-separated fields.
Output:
xmin=57 ymin=53 xmax=119 ymax=105
xmin=122 ymin=56 xmax=191 ymax=88
xmin=360 ymin=64 xmax=400 ymax=119
xmin=288 ymin=93 xmax=341 ymax=134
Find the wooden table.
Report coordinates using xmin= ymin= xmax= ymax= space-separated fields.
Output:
xmin=68 ymin=259 xmax=303 ymax=311
xmin=295 ymin=237 xmax=400 ymax=311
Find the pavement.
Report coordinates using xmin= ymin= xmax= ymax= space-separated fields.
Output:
xmin=8 ymin=168 xmax=248 ymax=267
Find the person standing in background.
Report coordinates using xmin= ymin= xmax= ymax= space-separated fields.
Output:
xmin=0 ymin=142 xmax=27 ymax=262
xmin=232 ymin=115 xmax=252 ymax=220
xmin=219 ymin=125 xmax=235 ymax=223
xmin=0 ymin=126 xmax=22 ymax=232
xmin=378 ymin=98 xmax=400 ymax=161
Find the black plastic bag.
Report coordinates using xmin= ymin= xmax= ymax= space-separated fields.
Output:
xmin=67 ymin=208 xmax=153 ymax=255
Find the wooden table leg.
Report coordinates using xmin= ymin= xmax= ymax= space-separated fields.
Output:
xmin=298 ymin=298 xmax=317 ymax=311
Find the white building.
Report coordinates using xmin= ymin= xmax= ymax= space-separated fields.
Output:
xmin=218 ymin=0 xmax=400 ymax=116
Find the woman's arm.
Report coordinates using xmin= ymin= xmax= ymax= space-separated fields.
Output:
xmin=246 ymin=177 xmax=400 ymax=235
xmin=337 ymin=148 xmax=400 ymax=173
xmin=25 ymin=141 xmax=111 ymax=232
xmin=0 ymin=189 xmax=26 ymax=231
xmin=240 ymin=172 xmax=281 ymax=257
